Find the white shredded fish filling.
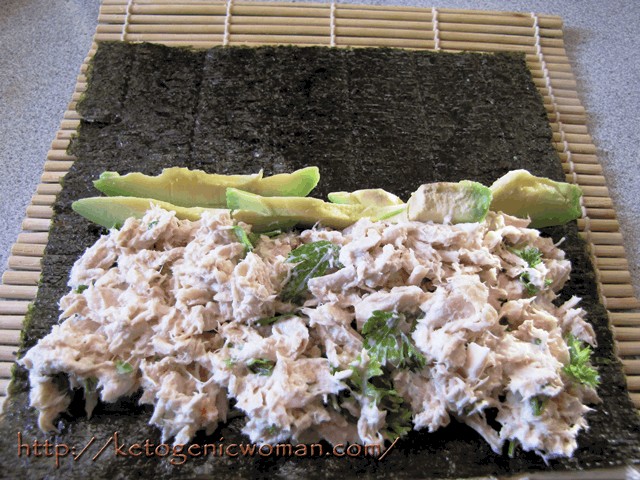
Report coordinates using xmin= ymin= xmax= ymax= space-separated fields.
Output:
xmin=20 ymin=206 xmax=599 ymax=460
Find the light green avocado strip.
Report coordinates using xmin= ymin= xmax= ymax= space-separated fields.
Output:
xmin=93 ymin=168 xmax=261 ymax=208
xmin=327 ymin=188 xmax=407 ymax=222
xmin=327 ymin=188 xmax=404 ymax=207
xmin=407 ymin=180 xmax=492 ymax=224
xmin=93 ymin=166 xmax=319 ymax=208
xmin=227 ymin=188 xmax=365 ymax=231
xmin=363 ymin=204 xmax=407 ymax=222
xmin=489 ymin=169 xmax=582 ymax=228
xmin=251 ymin=166 xmax=320 ymax=197
xmin=72 ymin=196 xmax=227 ymax=229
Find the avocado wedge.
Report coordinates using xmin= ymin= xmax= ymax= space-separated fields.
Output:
xmin=72 ymin=196 xmax=227 ymax=229
xmin=227 ymin=188 xmax=364 ymax=231
xmin=328 ymin=188 xmax=404 ymax=207
xmin=328 ymin=188 xmax=407 ymax=222
xmin=93 ymin=166 xmax=320 ymax=208
xmin=251 ymin=166 xmax=320 ymax=197
xmin=407 ymin=180 xmax=492 ymax=224
xmin=489 ymin=170 xmax=582 ymax=228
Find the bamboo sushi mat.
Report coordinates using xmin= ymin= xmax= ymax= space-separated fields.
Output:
xmin=1 ymin=0 xmax=639 ymax=413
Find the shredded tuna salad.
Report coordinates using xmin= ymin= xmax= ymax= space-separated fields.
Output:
xmin=21 ymin=206 xmax=600 ymax=460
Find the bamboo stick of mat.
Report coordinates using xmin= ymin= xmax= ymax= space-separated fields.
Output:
xmin=1 ymin=0 xmax=639 ymax=410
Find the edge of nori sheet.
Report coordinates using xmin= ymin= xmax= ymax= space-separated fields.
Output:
xmin=1 ymin=43 xmax=639 ymax=480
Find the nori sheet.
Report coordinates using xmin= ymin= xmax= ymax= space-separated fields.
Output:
xmin=1 ymin=43 xmax=638 ymax=479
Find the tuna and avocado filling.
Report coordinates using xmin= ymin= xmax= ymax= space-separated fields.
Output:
xmin=26 ymin=170 xmax=596 ymax=461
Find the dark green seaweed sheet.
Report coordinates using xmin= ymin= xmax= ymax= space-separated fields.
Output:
xmin=1 ymin=43 xmax=638 ymax=479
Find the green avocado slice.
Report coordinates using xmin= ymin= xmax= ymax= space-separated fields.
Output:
xmin=489 ymin=170 xmax=582 ymax=228
xmin=227 ymin=188 xmax=365 ymax=231
xmin=93 ymin=166 xmax=320 ymax=208
xmin=327 ymin=188 xmax=404 ymax=207
xmin=250 ymin=166 xmax=320 ymax=197
xmin=407 ymin=180 xmax=492 ymax=224
xmin=328 ymin=188 xmax=407 ymax=222
xmin=72 ymin=196 xmax=227 ymax=229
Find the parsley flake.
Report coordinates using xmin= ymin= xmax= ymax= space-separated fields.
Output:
xmin=281 ymin=241 xmax=342 ymax=303
xmin=512 ymin=246 xmax=547 ymax=296
xmin=348 ymin=355 xmax=413 ymax=441
xmin=256 ymin=313 xmax=295 ymax=326
xmin=248 ymin=229 xmax=282 ymax=245
xmin=84 ymin=377 xmax=98 ymax=392
xmin=115 ymin=360 xmax=134 ymax=375
xmin=508 ymin=439 xmax=518 ymax=458
xmin=512 ymin=246 xmax=543 ymax=267
xmin=265 ymin=424 xmax=280 ymax=436
xmin=247 ymin=358 xmax=275 ymax=376
xmin=530 ymin=396 xmax=546 ymax=416
xmin=232 ymin=225 xmax=254 ymax=256
xmin=563 ymin=334 xmax=600 ymax=388
xmin=362 ymin=310 xmax=426 ymax=371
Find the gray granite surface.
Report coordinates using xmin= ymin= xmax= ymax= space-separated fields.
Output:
xmin=0 ymin=0 xmax=638 ymax=297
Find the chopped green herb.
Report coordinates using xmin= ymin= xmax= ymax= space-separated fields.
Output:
xmin=349 ymin=356 xmax=384 ymax=402
xmin=345 ymin=310 xmax=424 ymax=441
xmin=410 ymin=312 xmax=423 ymax=332
xmin=74 ymin=285 xmax=89 ymax=294
xmin=115 ymin=360 xmax=134 ymax=375
xmin=348 ymin=355 xmax=413 ymax=441
xmin=265 ymin=424 xmax=280 ymax=436
xmin=544 ymin=278 xmax=553 ymax=287
xmin=520 ymin=271 xmax=542 ymax=296
xmin=84 ymin=377 xmax=98 ymax=392
xmin=147 ymin=220 xmax=159 ymax=229
xmin=462 ymin=403 xmax=479 ymax=416
xmin=512 ymin=246 xmax=547 ymax=296
xmin=530 ymin=396 xmax=546 ymax=416
xmin=361 ymin=310 xmax=426 ymax=371
xmin=384 ymin=393 xmax=413 ymax=441
xmin=232 ymin=225 xmax=254 ymax=255
xmin=564 ymin=334 xmax=600 ymax=388
xmin=534 ymin=338 xmax=542 ymax=345
xmin=512 ymin=246 xmax=543 ymax=268
xmin=248 ymin=229 xmax=282 ymax=245
xmin=224 ymin=358 xmax=235 ymax=368
xmin=256 ymin=313 xmax=295 ymax=326
xmin=247 ymin=358 xmax=275 ymax=376
xmin=280 ymin=241 xmax=342 ymax=303
xmin=508 ymin=439 xmax=518 ymax=458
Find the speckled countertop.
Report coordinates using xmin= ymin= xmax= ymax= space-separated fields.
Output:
xmin=1 ymin=0 xmax=638 ymax=296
